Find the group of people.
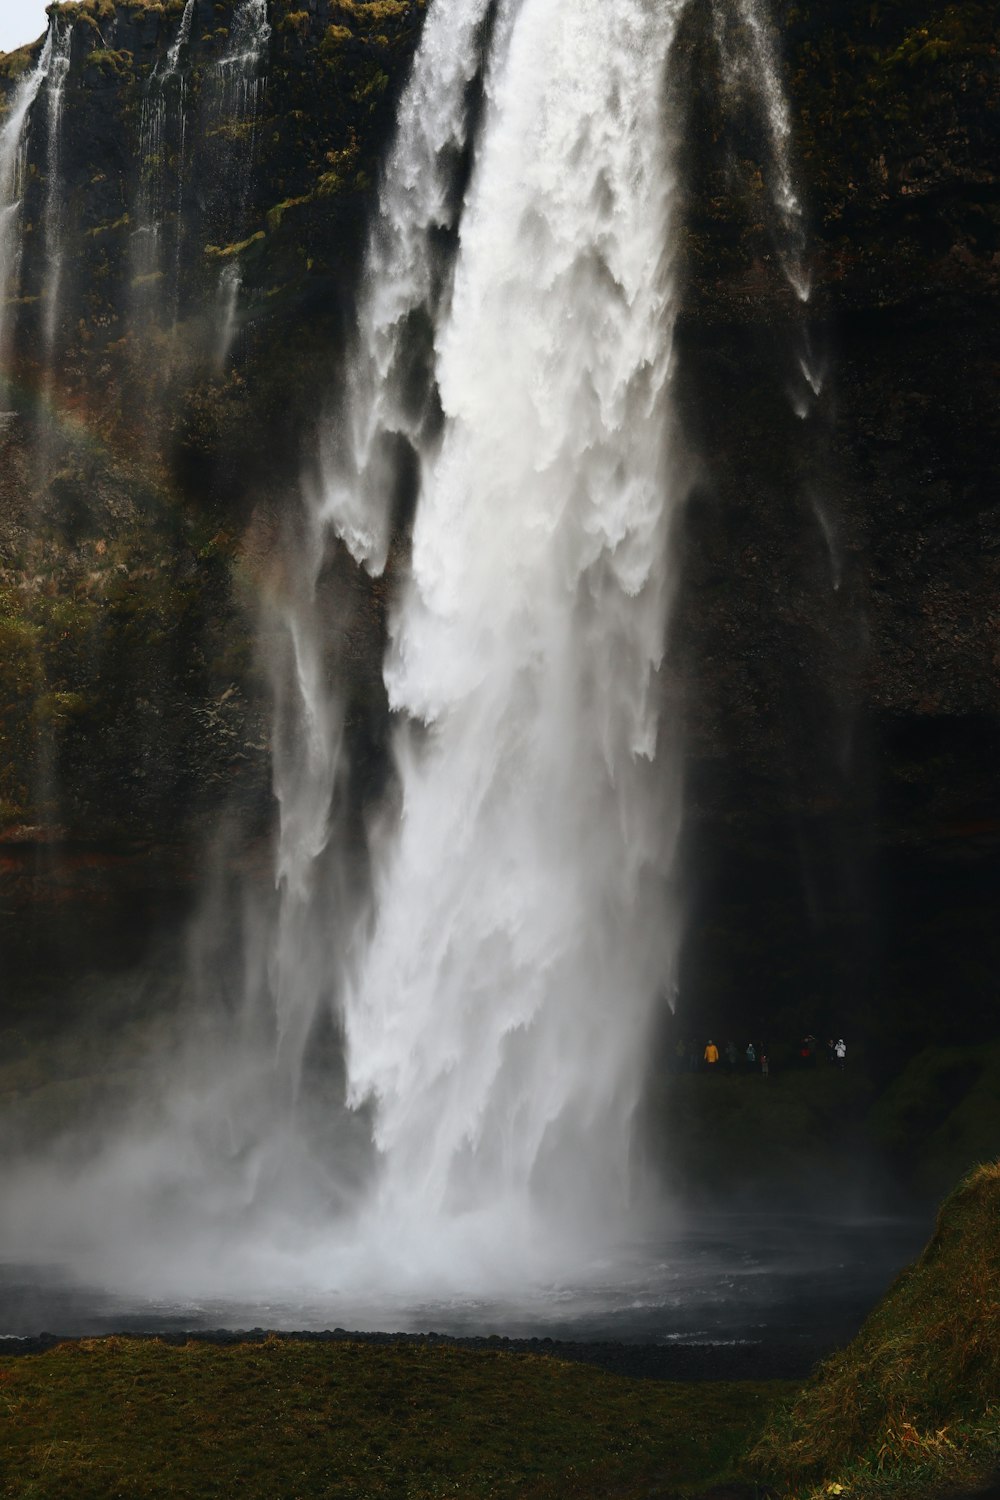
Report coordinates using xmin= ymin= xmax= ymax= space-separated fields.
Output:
xmin=672 ymin=1035 xmax=847 ymax=1077
xmin=796 ymin=1034 xmax=848 ymax=1070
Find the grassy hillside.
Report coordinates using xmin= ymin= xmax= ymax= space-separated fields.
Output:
xmin=750 ymin=1161 xmax=1000 ymax=1498
xmin=0 ymin=1338 xmax=787 ymax=1499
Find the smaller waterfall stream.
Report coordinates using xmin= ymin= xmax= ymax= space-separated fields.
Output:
xmin=217 ymin=0 xmax=271 ymax=128
xmin=132 ymin=0 xmax=195 ymax=332
xmin=265 ymin=0 xmax=504 ymax=1092
xmin=0 ymin=0 xmax=847 ymax=1315
xmin=0 ymin=27 xmax=55 ymax=386
xmin=214 ymin=262 xmax=242 ymax=369
xmin=712 ymin=0 xmax=836 ymax=583
xmin=317 ymin=0 xmax=508 ymax=570
xmin=40 ymin=19 xmax=72 ymax=367
xmin=712 ymin=0 xmax=809 ymax=303
xmin=167 ymin=0 xmax=196 ymax=73
xmin=169 ymin=2 xmax=195 ymax=327
xmin=209 ymin=0 xmax=271 ymax=366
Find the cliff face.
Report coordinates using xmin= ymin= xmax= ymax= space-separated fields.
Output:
xmin=0 ymin=0 xmax=997 ymax=1059
xmin=671 ymin=0 xmax=1000 ymax=1053
xmin=0 ymin=0 xmax=419 ymax=973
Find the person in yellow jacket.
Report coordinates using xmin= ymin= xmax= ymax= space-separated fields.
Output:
xmin=703 ymin=1040 xmax=719 ymax=1069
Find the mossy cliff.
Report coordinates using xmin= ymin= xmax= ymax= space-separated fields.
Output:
xmin=0 ymin=0 xmax=997 ymax=1122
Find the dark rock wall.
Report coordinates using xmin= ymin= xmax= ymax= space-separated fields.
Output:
xmin=669 ymin=0 xmax=1000 ymax=1057
xmin=0 ymin=0 xmax=423 ymax=972
xmin=0 ymin=0 xmax=996 ymax=1067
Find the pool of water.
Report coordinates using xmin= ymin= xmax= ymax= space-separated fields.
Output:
xmin=0 ymin=1211 xmax=927 ymax=1356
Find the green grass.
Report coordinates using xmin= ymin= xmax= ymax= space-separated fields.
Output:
xmin=750 ymin=1161 xmax=1000 ymax=1499
xmin=4 ymin=1167 xmax=999 ymax=1498
xmin=0 ymin=1338 xmax=788 ymax=1499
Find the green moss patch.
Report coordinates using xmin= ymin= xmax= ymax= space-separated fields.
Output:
xmin=0 ymin=1337 xmax=787 ymax=1499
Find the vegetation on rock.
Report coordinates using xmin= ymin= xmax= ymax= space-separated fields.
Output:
xmin=751 ymin=1160 xmax=1000 ymax=1497
xmin=0 ymin=1339 xmax=788 ymax=1499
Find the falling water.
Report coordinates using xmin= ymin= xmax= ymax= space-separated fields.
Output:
xmin=318 ymin=0 xmax=513 ymax=570
xmin=711 ymin=0 xmax=838 ymax=586
xmin=132 ymin=0 xmax=195 ymax=324
xmin=267 ymin=0 xmax=690 ymax=1268
xmin=207 ymin=0 xmax=271 ymax=360
xmin=214 ymin=261 xmax=242 ymax=368
xmin=0 ymin=0 xmax=826 ymax=1306
xmin=712 ymin=0 xmax=810 ymax=302
xmin=40 ymin=19 xmax=72 ymax=366
xmin=166 ymin=0 xmax=196 ymax=74
xmin=168 ymin=1 xmax=196 ymax=326
xmin=215 ymin=0 xmax=270 ymax=179
xmin=0 ymin=27 xmax=55 ymax=386
xmin=266 ymin=0 xmax=508 ymax=1091
xmin=133 ymin=90 xmax=167 ymax=293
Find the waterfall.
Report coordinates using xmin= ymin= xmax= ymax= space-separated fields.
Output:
xmin=317 ymin=0 xmax=511 ymax=572
xmin=712 ymin=0 xmax=809 ymax=303
xmin=215 ymin=0 xmax=270 ymax=174
xmin=133 ymin=91 xmax=167 ymax=296
xmin=712 ymin=0 xmax=833 ymax=577
xmin=132 ymin=1 xmax=195 ymax=329
xmin=267 ymin=0 xmax=689 ymax=1259
xmin=168 ymin=2 xmax=196 ymax=328
xmin=0 ymin=27 xmax=55 ymax=387
xmin=0 ymin=0 xmax=826 ymax=1301
xmin=166 ymin=0 xmax=196 ymax=74
xmin=40 ymin=18 xmax=72 ymax=366
xmin=207 ymin=0 xmax=271 ymax=358
xmin=214 ymin=261 xmax=242 ymax=368
xmin=264 ymin=0 xmax=505 ymax=1092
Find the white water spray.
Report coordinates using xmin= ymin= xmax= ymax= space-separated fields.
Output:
xmin=216 ymin=0 xmax=270 ymax=163
xmin=275 ymin=0 xmax=690 ymax=1264
xmin=268 ymin=0 xmax=507 ymax=1092
xmin=40 ymin=18 xmax=72 ymax=365
xmin=214 ymin=261 xmax=242 ymax=368
xmin=169 ymin=3 xmax=196 ymax=327
xmin=205 ymin=0 xmax=270 ymax=355
xmin=712 ymin=0 xmax=810 ymax=303
xmin=318 ymin=0 xmax=513 ymax=571
xmin=0 ymin=0 xmax=825 ymax=1308
xmin=0 ymin=27 xmax=55 ymax=384
xmin=133 ymin=91 xmax=167 ymax=290
xmin=166 ymin=0 xmax=195 ymax=75
xmin=132 ymin=2 xmax=195 ymax=326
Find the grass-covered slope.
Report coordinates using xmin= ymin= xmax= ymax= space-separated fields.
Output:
xmin=751 ymin=1161 xmax=1000 ymax=1498
xmin=0 ymin=1338 xmax=787 ymax=1499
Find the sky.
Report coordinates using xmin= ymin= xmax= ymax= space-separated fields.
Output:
xmin=0 ymin=1 xmax=73 ymax=56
